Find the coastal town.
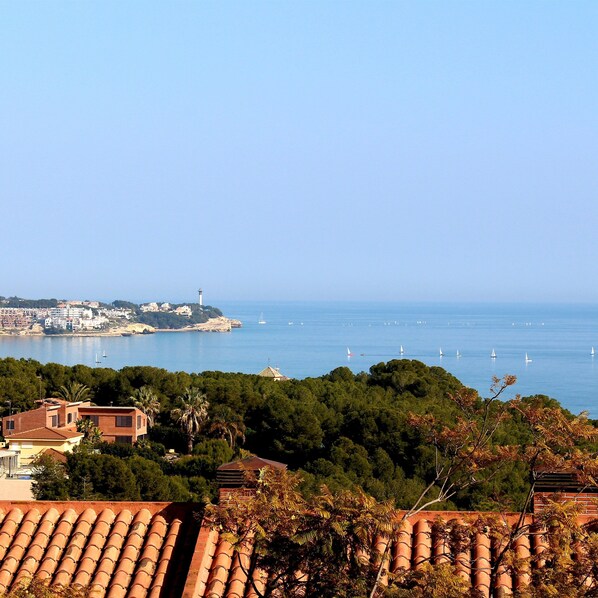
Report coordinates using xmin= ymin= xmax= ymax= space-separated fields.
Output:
xmin=0 ymin=293 xmax=241 ymax=336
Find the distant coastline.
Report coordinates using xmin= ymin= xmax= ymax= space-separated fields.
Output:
xmin=0 ymin=294 xmax=242 ymax=336
xmin=0 ymin=316 xmax=242 ymax=337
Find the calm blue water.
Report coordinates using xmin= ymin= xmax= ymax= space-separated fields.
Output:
xmin=1 ymin=301 xmax=597 ymax=416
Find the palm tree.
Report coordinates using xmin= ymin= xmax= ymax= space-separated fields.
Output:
xmin=209 ymin=405 xmax=246 ymax=450
xmin=54 ymin=382 xmax=92 ymax=403
xmin=172 ymin=387 xmax=209 ymax=453
xmin=129 ymin=386 xmax=161 ymax=428
xmin=76 ymin=417 xmax=103 ymax=445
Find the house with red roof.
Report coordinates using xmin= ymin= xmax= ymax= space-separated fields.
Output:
xmin=5 ymin=427 xmax=83 ymax=467
xmin=0 ymin=399 xmax=147 ymax=469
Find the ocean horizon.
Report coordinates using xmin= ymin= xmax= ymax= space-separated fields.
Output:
xmin=1 ymin=300 xmax=597 ymax=416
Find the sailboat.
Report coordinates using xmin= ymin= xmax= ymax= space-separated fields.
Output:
xmin=456 ymin=350 xmax=461 ymax=358
xmin=491 ymin=349 xmax=497 ymax=359
xmin=95 ymin=353 xmax=101 ymax=365
xmin=102 ymin=350 xmax=107 ymax=359
xmin=258 ymin=313 xmax=266 ymax=325
xmin=525 ymin=353 xmax=532 ymax=363
xmin=399 ymin=345 xmax=404 ymax=355
xmin=347 ymin=347 xmax=353 ymax=357
xmin=439 ymin=348 xmax=444 ymax=357
xmin=592 ymin=347 xmax=595 ymax=357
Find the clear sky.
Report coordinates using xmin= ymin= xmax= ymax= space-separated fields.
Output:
xmin=2 ymin=1 xmax=597 ymax=304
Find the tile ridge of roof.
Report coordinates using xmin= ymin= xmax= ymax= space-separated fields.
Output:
xmin=0 ymin=501 xmax=203 ymax=518
xmin=0 ymin=501 xmax=196 ymax=506
xmin=7 ymin=426 xmax=83 ymax=440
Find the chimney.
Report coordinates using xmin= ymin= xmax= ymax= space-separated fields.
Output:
xmin=216 ymin=456 xmax=287 ymax=503
xmin=533 ymin=469 xmax=598 ymax=515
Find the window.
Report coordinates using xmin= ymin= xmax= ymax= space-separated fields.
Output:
xmin=116 ymin=415 xmax=132 ymax=428
xmin=84 ymin=415 xmax=99 ymax=426
xmin=67 ymin=413 xmax=73 ymax=424
xmin=5 ymin=420 xmax=14 ymax=430
xmin=115 ymin=435 xmax=133 ymax=444
xmin=51 ymin=415 xmax=58 ymax=427
xmin=137 ymin=415 xmax=142 ymax=429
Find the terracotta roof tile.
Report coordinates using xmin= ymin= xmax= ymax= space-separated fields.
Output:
xmin=474 ymin=531 xmax=492 ymax=594
xmin=52 ymin=509 xmax=96 ymax=587
xmin=0 ymin=509 xmax=44 ymax=592
xmin=148 ymin=518 xmax=183 ymax=598
xmin=72 ymin=509 xmax=116 ymax=588
xmin=8 ymin=498 xmax=589 ymax=597
xmin=12 ymin=509 xmax=58 ymax=586
xmin=0 ymin=501 xmax=201 ymax=597
xmin=7 ymin=427 xmax=83 ymax=441
xmin=184 ymin=509 xmax=598 ymax=598
xmin=0 ymin=509 xmax=24 ymax=561
xmin=42 ymin=448 xmax=69 ymax=463
xmin=246 ymin=567 xmax=267 ymax=597
xmin=225 ymin=539 xmax=253 ymax=598
xmin=412 ymin=518 xmax=431 ymax=568
xmin=205 ymin=537 xmax=234 ymax=596
xmin=181 ymin=526 xmax=218 ymax=598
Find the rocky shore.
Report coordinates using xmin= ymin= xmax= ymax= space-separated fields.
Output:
xmin=155 ymin=316 xmax=242 ymax=333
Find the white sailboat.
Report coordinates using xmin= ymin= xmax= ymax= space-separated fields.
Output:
xmin=399 ymin=345 xmax=404 ymax=355
xmin=592 ymin=347 xmax=595 ymax=356
xmin=347 ymin=347 xmax=353 ymax=357
xmin=95 ymin=353 xmax=101 ymax=365
xmin=102 ymin=350 xmax=107 ymax=359
xmin=456 ymin=350 xmax=461 ymax=358
xmin=439 ymin=348 xmax=444 ymax=357
xmin=258 ymin=313 xmax=266 ymax=325
xmin=525 ymin=353 xmax=532 ymax=363
xmin=491 ymin=349 xmax=497 ymax=359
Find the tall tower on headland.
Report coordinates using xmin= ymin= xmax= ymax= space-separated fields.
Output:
xmin=198 ymin=288 xmax=203 ymax=307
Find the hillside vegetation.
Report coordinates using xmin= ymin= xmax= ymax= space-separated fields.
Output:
xmin=0 ymin=357 xmax=579 ymax=507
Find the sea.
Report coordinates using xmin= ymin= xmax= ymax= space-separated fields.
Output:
xmin=1 ymin=301 xmax=597 ymax=416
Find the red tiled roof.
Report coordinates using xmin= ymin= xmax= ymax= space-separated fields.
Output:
xmin=1 ymin=499 xmax=595 ymax=597
xmin=41 ymin=448 xmax=68 ymax=463
xmin=7 ymin=427 xmax=83 ymax=441
xmin=185 ymin=509 xmax=598 ymax=598
xmin=0 ymin=501 xmax=201 ymax=597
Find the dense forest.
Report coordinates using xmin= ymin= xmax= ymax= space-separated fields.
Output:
xmin=0 ymin=357 xmax=581 ymax=507
xmin=0 ymin=297 xmax=59 ymax=308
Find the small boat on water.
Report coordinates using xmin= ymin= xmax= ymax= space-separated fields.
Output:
xmin=399 ymin=345 xmax=404 ymax=355
xmin=102 ymin=350 xmax=107 ymax=359
xmin=258 ymin=313 xmax=266 ymax=325
xmin=439 ymin=348 xmax=444 ymax=357
xmin=592 ymin=347 xmax=595 ymax=356
xmin=347 ymin=347 xmax=353 ymax=357
xmin=456 ymin=350 xmax=461 ymax=358
xmin=525 ymin=353 xmax=532 ymax=363
xmin=491 ymin=349 xmax=497 ymax=359
xmin=95 ymin=353 xmax=101 ymax=365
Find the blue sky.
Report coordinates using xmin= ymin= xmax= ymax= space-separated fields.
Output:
xmin=2 ymin=1 xmax=597 ymax=304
